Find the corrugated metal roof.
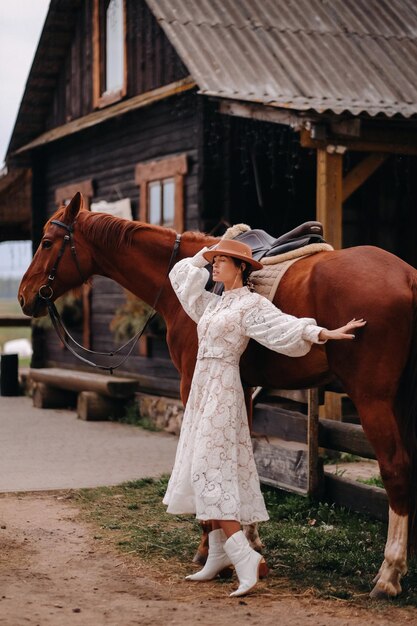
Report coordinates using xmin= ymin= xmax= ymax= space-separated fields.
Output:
xmin=146 ymin=0 xmax=417 ymax=117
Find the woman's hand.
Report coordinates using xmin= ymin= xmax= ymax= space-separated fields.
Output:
xmin=319 ymin=318 xmax=367 ymax=341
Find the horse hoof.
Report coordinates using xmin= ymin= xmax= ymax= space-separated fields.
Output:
xmin=370 ymin=581 xmax=400 ymax=599
xmin=192 ymin=552 xmax=207 ymax=566
xmin=370 ymin=586 xmax=389 ymax=600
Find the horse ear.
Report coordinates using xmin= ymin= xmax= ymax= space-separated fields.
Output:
xmin=63 ymin=192 xmax=85 ymax=223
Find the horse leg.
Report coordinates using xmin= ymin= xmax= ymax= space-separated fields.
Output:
xmin=353 ymin=399 xmax=409 ymax=598
xmin=370 ymin=507 xmax=408 ymax=598
xmin=192 ymin=521 xmax=212 ymax=565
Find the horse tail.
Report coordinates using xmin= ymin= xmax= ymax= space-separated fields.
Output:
xmin=395 ymin=278 xmax=417 ymax=553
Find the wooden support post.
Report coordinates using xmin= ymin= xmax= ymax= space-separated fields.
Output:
xmin=33 ymin=382 xmax=77 ymax=409
xmin=320 ymin=391 xmax=343 ymax=421
xmin=307 ymin=388 xmax=320 ymax=496
xmin=77 ymin=391 xmax=126 ymax=421
xmin=316 ymin=149 xmax=343 ymax=249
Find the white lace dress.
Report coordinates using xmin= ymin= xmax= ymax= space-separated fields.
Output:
xmin=163 ymin=248 xmax=326 ymax=524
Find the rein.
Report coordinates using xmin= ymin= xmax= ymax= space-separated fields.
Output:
xmin=37 ymin=219 xmax=181 ymax=373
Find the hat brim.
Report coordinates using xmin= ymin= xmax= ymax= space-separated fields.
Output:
xmin=202 ymin=249 xmax=263 ymax=271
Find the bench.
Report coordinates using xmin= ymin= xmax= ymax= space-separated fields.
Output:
xmin=29 ymin=367 xmax=139 ymax=421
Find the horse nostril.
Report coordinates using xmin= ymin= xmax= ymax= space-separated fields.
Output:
xmin=19 ymin=294 xmax=25 ymax=308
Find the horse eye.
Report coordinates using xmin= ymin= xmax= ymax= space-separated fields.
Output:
xmin=42 ymin=240 xmax=52 ymax=249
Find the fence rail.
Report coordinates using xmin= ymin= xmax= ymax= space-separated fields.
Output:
xmin=0 ymin=316 xmax=31 ymax=327
xmin=252 ymin=393 xmax=388 ymax=521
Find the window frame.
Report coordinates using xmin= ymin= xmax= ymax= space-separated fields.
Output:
xmin=135 ymin=154 xmax=188 ymax=232
xmin=92 ymin=0 xmax=127 ymax=109
xmin=147 ymin=177 xmax=176 ymax=228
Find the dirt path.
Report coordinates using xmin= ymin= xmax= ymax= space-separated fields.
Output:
xmin=1 ymin=493 xmax=416 ymax=626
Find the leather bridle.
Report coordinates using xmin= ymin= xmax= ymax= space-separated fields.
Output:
xmin=38 ymin=219 xmax=86 ymax=301
xmin=36 ymin=219 xmax=181 ymax=373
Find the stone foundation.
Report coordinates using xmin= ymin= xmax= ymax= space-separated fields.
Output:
xmin=135 ymin=392 xmax=183 ymax=435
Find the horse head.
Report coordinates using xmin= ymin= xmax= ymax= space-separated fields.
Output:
xmin=18 ymin=192 xmax=94 ymax=317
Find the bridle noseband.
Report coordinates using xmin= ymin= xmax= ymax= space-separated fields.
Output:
xmin=38 ymin=219 xmax=86 ymax=301
xmin=36 ymin=218 xmax=181 ymax=373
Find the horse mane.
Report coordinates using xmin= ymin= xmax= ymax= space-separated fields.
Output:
xmin=45 ymin=207 xmax=216 ymax=249
xmin=81 ymin=212 xmax=159 ymax=249
xmin=182 ymin=230 xmax=218 ymax=243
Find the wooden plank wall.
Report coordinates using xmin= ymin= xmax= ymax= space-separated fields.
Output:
xmin=36 ymin=92 xmax=199 ymax=380
xmin=43 ymin=93 xmax=199 ymax=224
xmin=45 ymin=0 xmax=189 ymax=130
xmin=201 ymin=104 xmax=318 ymax=235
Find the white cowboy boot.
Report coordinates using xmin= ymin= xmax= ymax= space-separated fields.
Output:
xmin=224 ymin=530 xmax=263 ymax=597
xmin=186 ymin=529 xmax=232 ymax=581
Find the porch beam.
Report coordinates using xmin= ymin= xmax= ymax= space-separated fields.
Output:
xmin=342 ymin=153 xmax=388 ymax=202
xmin=218 ymin=100 xmax=311 ymax=130
xmin=301 ymin=128 xmax=417 ymax=155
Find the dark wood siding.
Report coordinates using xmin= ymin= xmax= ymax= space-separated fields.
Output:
xmin=35 ymin=91 xmax=199 ymax=378
xmin=200 ymin=101 xmax=317 ymax=235
xmin=45 ymin=0 xmax=188 ymax=130
xmin=343 ymin=154 xmax=417 ymax=267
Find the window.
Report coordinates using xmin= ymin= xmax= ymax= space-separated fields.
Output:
xmin=93 ymin=0 xmax=127 ymax=108
xmin=135 ymin=154 xmax=187 ymax=232
xmin=148 ymin=178 xmax=175 ymax=228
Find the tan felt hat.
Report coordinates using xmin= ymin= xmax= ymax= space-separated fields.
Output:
xmin=202 ymin=239 xmax=263 ymax=271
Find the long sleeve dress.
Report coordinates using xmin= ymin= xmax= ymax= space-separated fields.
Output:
xmin=163 ymin=248 xmax=326 ymax=524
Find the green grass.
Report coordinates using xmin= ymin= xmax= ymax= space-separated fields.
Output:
xmin=73 ymin=477 xmax=417 ymax=606
xmin=114 ymin=401 xmax=162 ymax=431
xmin=358 ymin=475 xmax=385 ymax=489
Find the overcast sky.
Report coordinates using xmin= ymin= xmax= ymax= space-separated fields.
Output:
xmin=0 ymin=1 xmax=50 ymax=278
xmin=0 ymin=0 xmax=50 ymax=163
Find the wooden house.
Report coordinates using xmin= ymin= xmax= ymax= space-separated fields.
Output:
xmin=3 ymin=0 xmax=417 ymax=396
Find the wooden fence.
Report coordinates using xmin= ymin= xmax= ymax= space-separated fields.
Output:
xmin=252 ymin=389 xmax=388 ymax=522
xmin=0 ymin=316 xmax=31 ymax=328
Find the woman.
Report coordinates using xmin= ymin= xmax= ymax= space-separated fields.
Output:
xmin=163 ymin=239 xmax=366 ymax=597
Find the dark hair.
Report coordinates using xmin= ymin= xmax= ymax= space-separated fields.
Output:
xmin=231 ymin=257 xmax=253 ymax=288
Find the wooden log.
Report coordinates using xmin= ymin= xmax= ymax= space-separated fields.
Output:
xmin=252 ymin=403 xmax=307 ymax=442
xmin=77 ymin=391 xmax=126 ymax=421
xmin=324 ymin=473 xmax=388 ymax=522
xmin=126 ymin=372 xmax=180 ymax=398
xmin=32 ymin=382 xmax=77 ymax=409
xmin=253 ymin=437 xmax=308 ymax=494
xmin=253 ymin=403 xmax=376 ymax=459
xmin=319 ymin=418 xmax=376 ymax=459
xmin=29 ymin=368 xmax=138 ymax=398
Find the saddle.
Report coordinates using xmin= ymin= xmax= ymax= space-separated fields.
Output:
xmin=234 ymin=221 xmax=325 ymax=262
xmin=208 ymin=221 xmax=325 ymax=295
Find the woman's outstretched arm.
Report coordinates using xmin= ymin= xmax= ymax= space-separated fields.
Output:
xmin=319 ymin=318 xmax=366 ymax=341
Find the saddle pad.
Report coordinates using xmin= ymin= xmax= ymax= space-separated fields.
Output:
xmin=251 ymin=243 xmax=334 ymax=302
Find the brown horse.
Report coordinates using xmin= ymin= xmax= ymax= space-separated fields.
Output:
xmin=18 ymin=192 xmax=417 ymax=598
